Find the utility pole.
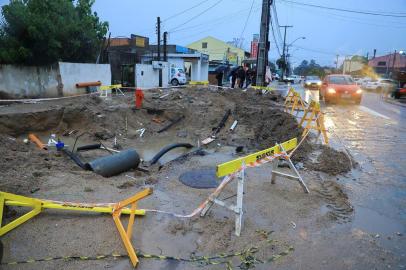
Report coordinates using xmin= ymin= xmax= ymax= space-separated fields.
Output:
xmin=335 ymin=54 xmax=339 ymax=70
xmin=391 ymin=50 xmax=397 ymax=78
xmin=163 ymin=31 xmax=168 ymax=62
xmin=280 ymin=25 xmax=292 ymax=80
xmin=342 ymin=56 xmax=346 ymax=74
xmin=156 ymin=17 xmax=162 ymax=87
xmin=255 ymin=0 xmax=272 ymax=86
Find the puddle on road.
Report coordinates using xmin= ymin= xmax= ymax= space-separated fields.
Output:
xmin=352 ymin=205 xmax=404 ymax=235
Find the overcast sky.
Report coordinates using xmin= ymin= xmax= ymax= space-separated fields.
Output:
xmin=2 ymin=0 xmax=406 ymax=67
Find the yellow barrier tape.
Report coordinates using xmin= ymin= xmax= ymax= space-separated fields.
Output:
xmin=252 ymin=86 xmax=274 ymax=91
xmin=216 ymin=138 xmax=297 ymax=177
xmin=100 ymin=84 xmax=122 ymax=91
xmin=189 ymin=81 xmax=209 ymax=85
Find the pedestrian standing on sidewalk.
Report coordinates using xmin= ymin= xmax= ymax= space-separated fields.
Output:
xmin=237 ymin=66 xmax=246 ymax=88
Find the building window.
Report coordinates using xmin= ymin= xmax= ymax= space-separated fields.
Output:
xmin=202 ymin=42 xmax=207 ymax=49
xmin=378 ymin=61 xmax=386 ymax=66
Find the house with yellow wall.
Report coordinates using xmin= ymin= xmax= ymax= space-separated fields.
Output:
xmin=187 ymin=36 xmax=249 ymax=66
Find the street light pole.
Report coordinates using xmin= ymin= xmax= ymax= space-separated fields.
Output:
xmin=285 ymin=36 xmax=305 ymax=76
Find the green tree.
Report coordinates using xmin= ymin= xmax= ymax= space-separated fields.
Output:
xmin=0 ymin=0 xmax=108 ymax=65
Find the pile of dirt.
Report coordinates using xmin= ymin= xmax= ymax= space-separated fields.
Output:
xmin=253 ymin=109 xmax=303 ymax=148
xmin=0 ymin=134 xmax=78 ymax=194
xmin=312 ymin=146 xmax=352 ymax=175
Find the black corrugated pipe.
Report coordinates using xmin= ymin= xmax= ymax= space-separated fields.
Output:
xmin=149 ymin=143 xmax=193 ymax=165
xmin=62 ymin=148 xmax=89 ymax=170
xmin=86 ymin=149 xmax=140 ymax=177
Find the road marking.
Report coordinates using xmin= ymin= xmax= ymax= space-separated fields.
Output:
xmin=359 ymin=106 xmax=390 ymax=120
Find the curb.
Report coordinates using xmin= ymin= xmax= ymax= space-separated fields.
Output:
xmin=383 ymin=97 xmax=406 ymax=108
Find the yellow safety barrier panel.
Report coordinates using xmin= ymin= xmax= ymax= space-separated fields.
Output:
xmin=100 ymin=84 xmax=123 ymax=90
xmin=204 ymin=138 xmax=308 ymax=236
xmin=284 ymin=88 xmax=306 ymax=115
xmin=0 ymin=189 xmax=151 ymax=267
xmin=99 ymin=84 xmax=124 ymax=97
xmin=299 ymin=100 xmax=329 ymax=144
xmin=216 ymin=138 xmax=297 ymax=177
xmin=189 ymin=81 xmax=209 ymax=85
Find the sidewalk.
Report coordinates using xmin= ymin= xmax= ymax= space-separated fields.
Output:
xmin=383 ymin=96 xmax=406 ymax=108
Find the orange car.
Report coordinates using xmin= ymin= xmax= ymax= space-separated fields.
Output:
xmin=321 ymin=74 xmax=363 ymax=104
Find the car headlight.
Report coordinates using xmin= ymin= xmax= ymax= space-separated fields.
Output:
xmin=317 ymin=82 xmax=322 ymax=85
xmin=356 ymin=89 xmax=362 ymax=94
xmin=327 ymin=88 xmax=336 ymax=94
xmin=306 ymin=82 xmax=310 ymax=85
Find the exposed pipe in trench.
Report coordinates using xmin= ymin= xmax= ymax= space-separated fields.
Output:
xmin=149 ymin=143 xmax=194 ymax=165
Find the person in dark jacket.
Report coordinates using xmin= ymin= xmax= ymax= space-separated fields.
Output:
xmin=237 ymin=66 xmax=246 ymax=88
xmin=229 ymin=67 xmax=237 ymax=88
xmin=216 ymin=70 xmax=223 ymax=87
xmin=245 ymin=68 xmax=253 ymax=87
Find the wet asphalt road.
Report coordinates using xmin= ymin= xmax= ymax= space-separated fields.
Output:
xmin=277 ymin=82 xmax=406 ymax=260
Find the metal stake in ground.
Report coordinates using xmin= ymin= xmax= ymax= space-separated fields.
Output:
xmin=201 ymin=162 xmax=246 ymax=236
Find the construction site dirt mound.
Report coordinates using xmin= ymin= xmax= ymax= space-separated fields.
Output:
xmin=311 ymin=145 xmax=352 ymax=175
xmin=0 ymin=134 xmax=79 ymax=194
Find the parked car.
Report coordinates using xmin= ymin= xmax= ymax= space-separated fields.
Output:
xmin=304 ymin=75 xmax=322 ymax=90
xmin=359 ymin=77 xmax=372 ymax=89
xmin=291 ymin=75 xmax=302 ymax=84
xmin=363 ymin=78 xmax=397 ymax=92
xmin=320 ymin=74 xmax=362 ymax=104
xmin=170 ymin=67 xmax=187 ymax=86
xmin=392 ymin=83 xmax=406 ymax=99
xmin=272 ymin=73 xmax=280 ymax=81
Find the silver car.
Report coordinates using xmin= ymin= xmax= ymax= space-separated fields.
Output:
xmin=304 ymin=75 xmax=322 ymax=90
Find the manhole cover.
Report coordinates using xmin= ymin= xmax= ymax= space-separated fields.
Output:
xmin=179 ymin=168 xmax=220 ymax=189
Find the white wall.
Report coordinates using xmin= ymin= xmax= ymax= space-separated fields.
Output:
xmin=0 ymin=64 xmax=60 ymax=98
xmin=0 ymin=62 xmax=112 ymax=98
xmin=200 ymin=61 xmax=209 ymax=81
xmin=135 ymin=63 xmax=169 ymax=89
xmin=58 ymin=62 xmax=111 ymax=95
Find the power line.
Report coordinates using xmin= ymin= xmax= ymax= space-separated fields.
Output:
xmin=171 ymin=4 xmax=261 ymax=34
xmin=269 ymin=10 xmax=282 ymax=56
xmin=168 ymin=0 xmax=225 ymax=32
xmin=271 ymin=3 xmax=284 ymax=45
xmin=280 ymin=0 xmax=406 ymax=18
xmin=291 ymin=44 xmax=354 ymax=56
xmin=238 ymin=0 xmax=256 ymax=48
xmin=280 ymin=2 xmax=406 ymax=29
xmin=169 ymin=6 xmax=261 ymax=44
xmin=162 ymin=0 xmax=211 ymax=22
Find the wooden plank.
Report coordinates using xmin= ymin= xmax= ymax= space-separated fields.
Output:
xmin=216 ymin=138 xmax=297 ymax=177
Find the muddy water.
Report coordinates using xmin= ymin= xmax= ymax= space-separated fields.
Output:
xmin=288 ymin=83 xmax=406 ymax=253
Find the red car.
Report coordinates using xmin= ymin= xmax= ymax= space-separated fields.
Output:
xmin=320 ymin=75 xmax=363 ymax=104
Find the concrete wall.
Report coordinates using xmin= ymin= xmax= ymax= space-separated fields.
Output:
xmin=58 ymin=62 xmax=111 ymax=95
xmin=0 ymin=64 xmax=60 ymax=98
xmin=0 ymin=62 xmax=112 ymax=99
xmin=135 ymin=63 xmax=169 ymax=89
